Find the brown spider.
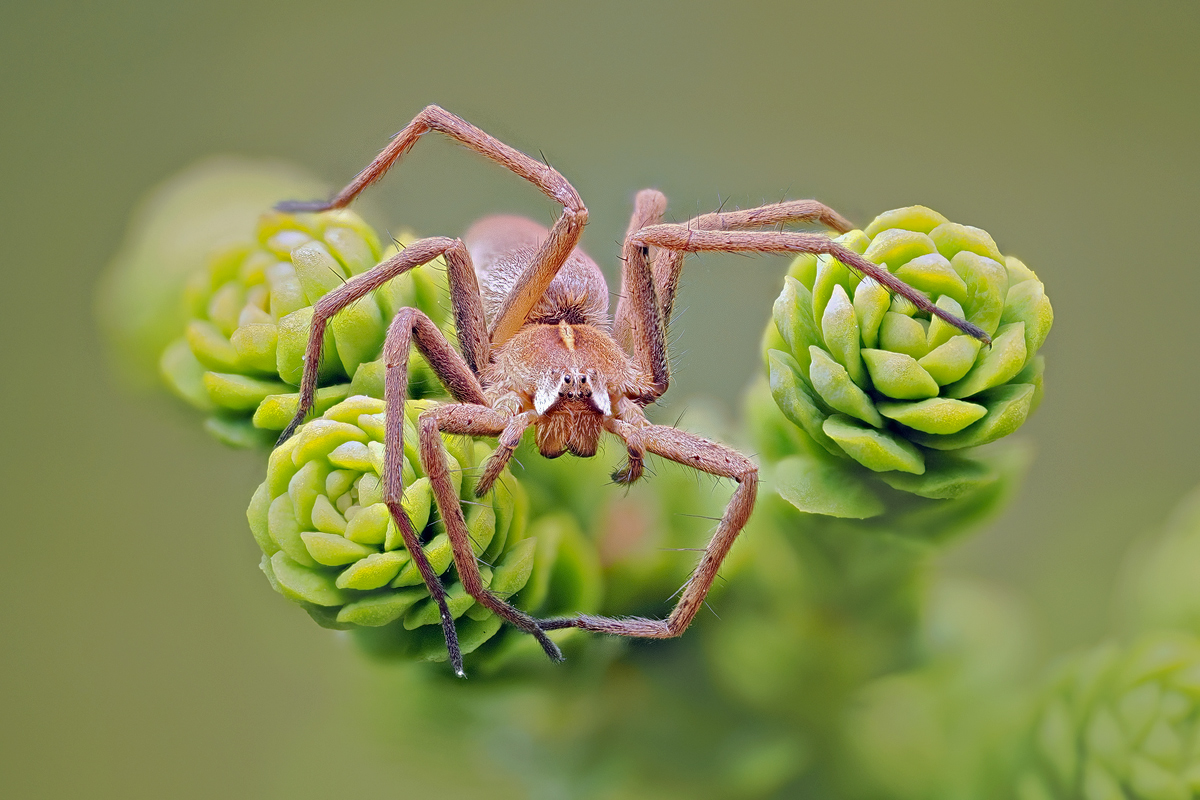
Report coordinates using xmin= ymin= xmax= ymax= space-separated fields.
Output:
xmin=277 ymin=105 xmax=988 ymax=676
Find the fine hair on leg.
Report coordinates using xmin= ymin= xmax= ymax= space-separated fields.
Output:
xmin=652 ymin=198 xmax=855 ymax=326
xmin=613 ymin=195 xmax=873 ymax=403
xmin=475 ymin=410 xmax=536 ymax=497
xmin=632 ymin=225 xmax=991 ymax=344
xmin=277 ymin=104 xmax=590 ymax=349
xmin=276 ymin=236 xmax=489 ymax=445
xmin=418 ymin=404 xmax=565 ymax=663
xmin=378 ymin=308 xmax=490 ymax=676
xmin=543 ymin=420 xmax=758 ymax=639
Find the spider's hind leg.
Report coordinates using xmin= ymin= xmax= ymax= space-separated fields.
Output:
xmin=543 ymin=421 xmax=758 ymax=640
xmin=418 ymin=404 xmax=566 ymax=665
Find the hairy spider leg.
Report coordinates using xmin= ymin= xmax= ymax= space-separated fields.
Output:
xmin=277 ymin=237 xmax=487 ymax=444
xmin=613 ymin=194 xmax=862 ymax=401
xmin=276 ymin=104 xmax=589 ymax=349
xmin=385 ymin=314 xmax=562 ymax=673
xmin=381 ymin=308 xmax=488 ymax=676
xmin=651 ymin=198 xmax=855 ymax=326
xmin=474 ymin=410 xmax=537 ymax=497
xmin=632 ymin=225 xmax=992 ymax=345
xmin=418 ymin=403 xmax=565 ymax=666
xmin=543 ymin=416 xmax=758 ymax=639
xmin=612 ymin=190 xmax=670 ymax=396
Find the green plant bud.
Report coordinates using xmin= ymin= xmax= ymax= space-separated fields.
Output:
xmin=774 ymin=277 xmax=822 ymax=377
xmin=768 ymin=350 xmax=844 ymax=458
xmin=877 ymin=398 xmax=988 ymax=435
xmin=822 ymin=284 xmax=867 ymax=387
xmin=763 ymin=205 xmax=1053 ymax=495
xmin=159 ymin=338 xmax=214 ymax=411
xmin=1120 ymin=486 xmax=1200 ymax=638
xmin=862 ymin=349 xmax=940 ymax=400
xmin=788 ymin=252 xmax=819 ymax=286
xmin=864 ymin=205 xmax=949 ymax=237
xmin=809 ymin=346 xmax=881 ymax=427
xmin=944 ymin=322 xmax=1027 ymax=399
xmin=863 ymin=229 xmax=938 ymax=274
xmin=854 ymin=276 xmax=891 ymax=349
xmin=249 ymin=398 xmax=598 ymax=668
xmin=893 ymin=253 xmax=968 ymax=307
xmin=1016 ymin=632 xmax=1200 ymax=800
xmin=823 ymin=414 xmax=925 ymax=474
xmin=920 ymin=335 xmax=982 ymax=386
xmin=97 ymin=158 xmax=328 ymax=387
xmin=879 ymin=312 xmax=931 ymax=360
xmin=927 ymin=294 xmax=970 ymax=351
xmin=813 ymin=249 xmax=854 ymax=327
xmin=953 ymin=251 xmax=1009 ymax=337
xmin=145 ymin=204 xmax=452 ymax=446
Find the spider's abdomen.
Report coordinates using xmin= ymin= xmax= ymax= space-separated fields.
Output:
xmin=464 ymin=215 xmax=609 ymax=328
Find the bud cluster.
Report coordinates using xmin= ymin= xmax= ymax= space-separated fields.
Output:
xmin=159 ymin=210 xmax=448 ymax=446
xmin=766 ymin=206 xmax=1052 ymax=489
xmin=1018 ymin=633 xmax=1200 ymax=799
xmin=248 ymin=395 xmax=599 ymax=664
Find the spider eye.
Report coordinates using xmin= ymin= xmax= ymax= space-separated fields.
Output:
xmin=563 ymin=375 xmax=572 ymax=384
xmin=579 ymin=375 xmax=587 ymax=383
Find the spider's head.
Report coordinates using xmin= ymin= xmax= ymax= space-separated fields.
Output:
xmin=529 ymin=330 xmax=616 ymax=458
xmin=488 ymin=321 xmax=656 ymax=459
xmin=530 ymin=366 xmax=610 ymax=458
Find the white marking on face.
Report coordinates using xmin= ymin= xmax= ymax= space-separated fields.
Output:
xmin=591 ymin=389 xmax=612 ymax=416
xmin=534 ymin=373 xmax=560 ymax=415
xmin=587 ymin=373 xmax=611 ymax=416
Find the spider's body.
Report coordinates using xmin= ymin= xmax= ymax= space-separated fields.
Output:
xmin=277 ymin=105 xmax=988 ymax=675
xmin=484 ymin=320 xmax=646 ymax=459
xmin=466 ymin=215 xmax=655 ymax=460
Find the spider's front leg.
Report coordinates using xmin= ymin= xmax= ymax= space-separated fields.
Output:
xmin=613 ymin=192 xmax=866 ymax=400
xmin=544 ymin=420 xmax=758 ymax=639
xmin=276 ymin=235 xmax=488 ymax=444
xmin=377 ymin=307 xmax=492 ymax=676
xmin=373 ymin=309 xmax=558 ymax=674
xmin=277 ymin=104 xmax=589 ymax=349
xmin=633 ymin=223 xmax=991 ymax=345
xmin=416 ymin=403 xmax=565 ymax=665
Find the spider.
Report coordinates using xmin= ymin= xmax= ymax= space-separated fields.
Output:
xmin=276 ymin=105 xmax=988 ymax=676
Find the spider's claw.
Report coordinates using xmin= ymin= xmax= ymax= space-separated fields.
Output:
xmin=610 ymin=457 xmax=644 ymax=485
xmin=473 ymin=456 xmax=505 ymax=498
xmin=610 ymin=465 xmax=635 ymax=485
xmin=276 ymin=198 xmax=335 ymax=213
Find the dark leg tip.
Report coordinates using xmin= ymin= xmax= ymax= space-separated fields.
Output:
xmin=533 ymin=629 xmax=565 ymax=663
xmin=610 ymin=462 xmax=642 ymax=485
xmin=473 ymin=474 xmax=497 ymax=498
xmin=432 ymin=603 xmax=464 ymax=677
xmin=276 ymin=416 xmax=302 ymax=447
xmin=275 ymin=198 xmax=335 ymax=213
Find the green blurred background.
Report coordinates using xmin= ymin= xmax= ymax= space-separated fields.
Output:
xmin=3 ymin=1 xmax=1198 ymax=796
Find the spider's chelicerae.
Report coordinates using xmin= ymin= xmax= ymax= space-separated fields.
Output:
xmin=278 ymin=105 xmax=988 ymax=676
